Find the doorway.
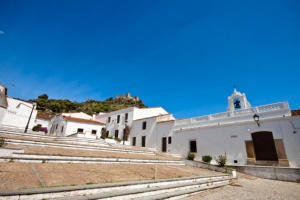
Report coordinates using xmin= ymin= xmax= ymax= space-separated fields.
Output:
xmin=252 ymin=132 xmax=278 ymax=161
xmin=162 ymin=137 xmax=167 ymax=152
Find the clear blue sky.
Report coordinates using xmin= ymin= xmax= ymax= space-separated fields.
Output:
xmin=0 ymin=0 xmax=299 ymax=118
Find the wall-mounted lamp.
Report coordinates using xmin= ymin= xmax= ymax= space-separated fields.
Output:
xmin=253 ymin=114 xmax=260 ymax=127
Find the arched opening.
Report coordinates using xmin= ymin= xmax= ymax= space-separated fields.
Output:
xmin=251 ymin=131 xmax=278 ymax=161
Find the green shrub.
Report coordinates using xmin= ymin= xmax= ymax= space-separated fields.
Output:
xmin=215 ymin=153 xmax=227 ymax=167
xmin=0 ymin=135 xmax=8 ymax=147
xmin=202 ymin=155 xmax=212 ymax=164
xmin=100 ymin=127 xmax=107 ymax=139
xmin=32 ymin=125 xmax=40 ymax=131
xmin=187 ymin=152 xmax=195 ymax=160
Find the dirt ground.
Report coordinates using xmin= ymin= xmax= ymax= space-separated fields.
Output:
xmin=0 ymin=162 xmax=223 ymax=190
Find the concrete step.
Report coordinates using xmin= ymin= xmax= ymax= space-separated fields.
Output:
xmin=0 ymin=175 xmax=234 ymax=200
xmin=7 ymin=139 xmax=156 ymax=155
xmin=0 ymin=153 xmax=184 ymax=165
xmin=0 ymin=129 xmax=55 ymax=140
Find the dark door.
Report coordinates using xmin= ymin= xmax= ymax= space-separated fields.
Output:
xmin=141 ymin=136 xmax=146 ymax=147
xmin=190 ymin=140 xmax=197 ymax=153
xmin=132 ymin=137 xmax=136 ymax=146
xmin=162 ymin=137 xmax=167 ymax=152
xmin=252 ymin=132 xmax=278 ymax=161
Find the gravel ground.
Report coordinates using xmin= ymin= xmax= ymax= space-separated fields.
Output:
xmin=187 ymin=173 xmax=300 ymax=200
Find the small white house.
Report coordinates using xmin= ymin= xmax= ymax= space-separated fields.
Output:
xmin=49 ymin=113 xmax=105 ymax=138
xmin=95 ymin=107 xmax=170 ymax=141
xmin=1 ymin=96 xmax=37 ymax=131
xmin=35 ymin=113 xmax=54 ymax=129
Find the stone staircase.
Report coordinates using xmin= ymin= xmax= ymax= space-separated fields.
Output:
xmin=54 ymin=137 xmax=109 ymax=147
xmin=0 ymin=175 xmax=235 ymax=200
xmin=0 ymin=153 xmax=184 ymax=165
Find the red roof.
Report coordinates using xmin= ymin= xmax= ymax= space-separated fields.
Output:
xmin=63 ymin=116 xmax=105 ymax=125
xmin=37 ymin=113 xmax=54 ymax=120
xmin=291 ymin=110 xmax=300 ymax=116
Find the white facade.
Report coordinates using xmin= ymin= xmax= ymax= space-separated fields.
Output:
xmin=49 ymin=114 xmax=105 ymax=138
xmin=171 ymin=89 xmax=300 ymax=167
xmin=34 ymin=113 xmax=53 ymax=128
xmin=1 ymin=97 xmax=37 ymax=130
xmin=130 ymin=114 xmax=175 ymax=151
xmin=0 ymin=84 xmax=8 ymax=126
xmin=95 ymin=107 xmax=169 ymax=140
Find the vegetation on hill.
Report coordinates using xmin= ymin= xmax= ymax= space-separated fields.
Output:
xmin=29 ymin=94 xmax=147 ymax=115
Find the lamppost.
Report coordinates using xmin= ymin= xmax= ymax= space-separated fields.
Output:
xmin=253 ymin=114 xmax=260 ymax=127
xmin=123 ymin=120 xmax=128 ymax=145
xmin=24 ymin=102 xmax=37 ymax=133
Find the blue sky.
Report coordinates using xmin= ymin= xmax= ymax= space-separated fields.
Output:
xmin=0 ymin=0 xmax=299 ymax=118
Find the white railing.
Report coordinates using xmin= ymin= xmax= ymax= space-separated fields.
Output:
xmin=175 ymin=102 xmax=289 ymax=126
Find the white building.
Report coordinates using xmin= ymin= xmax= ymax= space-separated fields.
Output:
xmin=95 ymin=107 xmax=170 ymax=141
xmin=130 ymin=114 xmax=175 ymax=151
xmin=34 ymin=113 xmax=54 ymax=129
xmin=1 ymin=96 xmax=37 ymax=131
xmin=171 ymin=89 xmax=300 ymax=167
xmin=0 ymin=84 xmax=8 ymax=126
xmin=49 ymin=112 xmax=105 ymax=138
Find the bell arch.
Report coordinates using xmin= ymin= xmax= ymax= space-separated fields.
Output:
xmin=227 ymin=88 xmax=251 ymax=112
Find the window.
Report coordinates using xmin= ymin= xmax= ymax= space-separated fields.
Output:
xmin=125 ymin=113 xmax=128 ymax=120
xmin=190 ymin=140 xmax=197 ymax=153
xmin=115 ymin=130 xmax=119 ymax=138
xmin=142 ymin=121 xmax=147 ymax=130
xmin=55 ymin=124 xmax=58 ymax=129
xmin=61 ymin=126 xmax=64 ymax=133
xmin=108 ymin=117 xmax=111 ymax=123
xmin=92 ymin=130 xmax=97 ymax=135
xmin=117 ymin=115 xmax=120 ymax=123
xmin=168 ymin=137 xmax=172 ymax=144
xmin=77 ymin=128 xmax=84 ymax=134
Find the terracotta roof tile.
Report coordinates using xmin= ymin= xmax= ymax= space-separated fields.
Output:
xmin=63 ymin=116 xmax=105 ymax=125
xmin=291 ymin=110 xmax=300 ymax=116
xmin=37 ymin=113 xmax=54 ymax=120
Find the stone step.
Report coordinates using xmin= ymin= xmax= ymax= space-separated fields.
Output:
xmin=0 ymin=175 xmax=234 ymax=200
xmin=7 ymin=139 xmax=156 ymax=155
xmin=0 ymin=129 xmax=55 ymax=140
xmin=2 ymin=153 xmax=184 ymax=165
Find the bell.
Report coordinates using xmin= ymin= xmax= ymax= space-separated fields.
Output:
xmin=234 ymin=100 xmax=241 ymax=108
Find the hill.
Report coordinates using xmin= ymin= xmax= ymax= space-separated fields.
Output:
xmin=29 ymin=94 xmax=147 ymax=115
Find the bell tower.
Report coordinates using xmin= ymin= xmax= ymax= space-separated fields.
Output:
xmin=227 ymin=88 xmax=251 ymax=112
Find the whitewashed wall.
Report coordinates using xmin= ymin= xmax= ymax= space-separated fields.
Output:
xmin=1 ymin=97 xmax=37 ymax=130
xmin=95 ymin=107 xmax=170 ymax=140
xmin=155 ymin=121 xmax=175 ymax=152
xmin=130 ymin=117 xmax=157 ymax=147
xmin=171 ymin=117 xmax=300 ymax=167
xmin=35 ymin=118 xmax=50 ymax=128
xmin=49 ymin=115 xmax=104 ymax=138
xmin=65 ymin=120 xmax=104 ymax=138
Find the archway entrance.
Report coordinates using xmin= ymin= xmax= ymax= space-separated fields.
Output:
xmin=252 ymin=132 xmax=278 ymax=161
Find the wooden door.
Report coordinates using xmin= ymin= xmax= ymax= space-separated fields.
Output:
xmin=252 ymin=132 xmax=278 ymax=161
xmin=162 ymin=137 xmax=167 ymax=152
xmin=141 ymin=136 xmax=146 ymax=147
xmin=132 ymin=137 xmax=136 ymax=146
